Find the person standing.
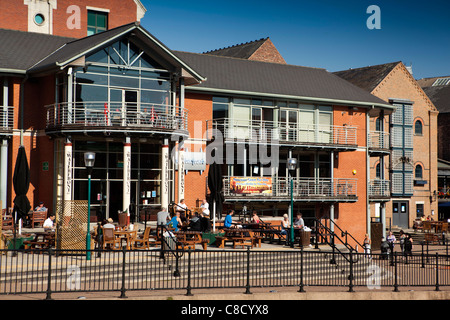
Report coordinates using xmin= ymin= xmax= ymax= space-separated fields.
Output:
xmin=157 ymin=207 xmax=170 ymax=226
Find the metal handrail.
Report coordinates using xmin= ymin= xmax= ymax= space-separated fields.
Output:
xmin=206 ymin=118 xmax=357 ymax=146
xmin=45 ymin=102 xmax=188 ymax=131
xmin=368 ymin=179 xmax=391 ymax=197
xmin=368 ymin=130 xmax=390 ymax=150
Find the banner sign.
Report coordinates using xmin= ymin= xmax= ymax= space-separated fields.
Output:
xmin=230 ymin=177 xmax=272 ymax=194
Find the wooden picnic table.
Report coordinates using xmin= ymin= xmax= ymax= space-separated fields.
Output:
xmin=174 ymin=231 xmax=209 ymax=250
xmin=215 ymin=228 xmax=261 ymax=249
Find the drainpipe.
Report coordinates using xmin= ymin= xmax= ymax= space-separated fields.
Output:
xmin=366 ymin=108 xmax=371 ymax=236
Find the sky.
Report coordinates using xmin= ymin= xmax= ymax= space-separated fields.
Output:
xmin=139 ymin=0 xmax=450 ymax=80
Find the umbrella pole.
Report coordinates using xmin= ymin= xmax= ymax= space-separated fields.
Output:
xmin=213 ymin=200 xmax=216 ymax=233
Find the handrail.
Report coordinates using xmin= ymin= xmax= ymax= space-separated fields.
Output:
xmin=158 ymin=224 xmax=184 ymax=277
xmin=206 ymin=117 xmax=357 ymax=146
xmin=314 ymin=219 xmax=357 ymax=264
xmin=329 ymin=219 xmax=364 ymax=253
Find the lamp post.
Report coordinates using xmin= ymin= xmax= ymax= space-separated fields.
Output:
xmin=287 ymin=157 xmax=297 ymax=248
xmin=84 ymin=151 xmax=95 ymax=260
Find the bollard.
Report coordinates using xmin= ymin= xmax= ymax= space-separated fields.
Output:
xmin=435 ymin=252 xmax=440 ymax=292
xmin=393 ymin=252 xmax=399 ymax=292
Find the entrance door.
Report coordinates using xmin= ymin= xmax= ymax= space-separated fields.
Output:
xmin=393 ymin=201 xmax=409 ymax=228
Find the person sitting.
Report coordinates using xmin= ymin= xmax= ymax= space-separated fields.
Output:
xmin=168 ymin=211 xmax=182 ymax=232
xmin=294 ymin=213 xmax=304 ymax=229
xmin=280 ymin=214 xmax=290 ymax=235
xmin=103 ymin=218 xmax=115 ymax=229
xmin=189 ymin=212 xmax=202 ymax=232
xmin=224 ymin=209 xmax=239 ymax=229
xmin=43 ymin=215 xmax=55 ymax=231
xmin=251 ymin=211 xmax=261 ymax=224
xmin=35 ymin=201 xmax=47 ymax=212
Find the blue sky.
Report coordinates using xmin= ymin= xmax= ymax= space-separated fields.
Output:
xmin=140 ymin=0 xmax=450 ymax=80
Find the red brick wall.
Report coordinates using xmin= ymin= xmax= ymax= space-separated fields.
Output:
xmin=0 ymin=0 xmax=140 ymax=38
xmin=249 ymin=39 xmax=286 ymax=64
xmin=333 ymin=105 xmax=368 ymax=245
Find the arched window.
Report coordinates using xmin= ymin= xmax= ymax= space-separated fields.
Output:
xmin=414 ymin=120 xmax=423 ymax=135
xmin=375 ymin=117 xmax=382 ymax=131
xmin=415 ymin=164 xmax=423 ymax=179
xmin=375 ymin=163 xmax=381 ymax=178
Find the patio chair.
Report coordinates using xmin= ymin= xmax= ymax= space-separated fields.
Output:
xmin=133 ymin=226 xmax=151 ymax=249
xmin=32 ymin=210 xmax=47 ymax=228
xmin=102 ymin=227 xmax=120 ymax=250
xmin=423 ymin=221 xmax=432 ymax=233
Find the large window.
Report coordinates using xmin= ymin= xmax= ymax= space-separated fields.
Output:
xmin=87 ymin=10 xmax=108 ymax=36
xmin=73 ymin=38 xmax=172 ymax=107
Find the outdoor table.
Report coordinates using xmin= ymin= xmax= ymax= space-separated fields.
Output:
xmin=114 ymin=230 xmax=137 ymax=250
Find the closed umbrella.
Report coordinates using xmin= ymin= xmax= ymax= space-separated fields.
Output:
xmin=12 ymin=146 xmax=31 ymax=250
xmin=207 ymin=161 xmax=223 ymax=232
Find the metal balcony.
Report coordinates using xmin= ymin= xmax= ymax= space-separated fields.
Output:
xmin=45 ymin=102 xmax=188 ymax=136
xmin=368 ymin=179 xmax=391 ymax=200
xmin=368 ymin=131 xmax=390 ymax=154
xmin=0 ymin=106 xmax=14 ymax=136
xmin=206 ymin=118 xmax=357 ymax=150
xmin=222 ymin=176 xmax=358 ymax=202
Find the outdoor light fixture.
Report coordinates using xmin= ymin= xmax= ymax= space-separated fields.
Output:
xmin=287 ymin=157 xmax=297 ymax=248
xmin=84 ymin=151 xmax=95 ymax=260
xmin=84 ymin=152 xmax=96 ymax=172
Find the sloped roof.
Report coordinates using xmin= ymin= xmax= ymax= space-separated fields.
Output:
xmin=174 ymin=51 xmax=393 ymax=109
xmin=0 ymin=28 xmax=74 ymax=73
xmin=0 ymin=23 xmax=205 ymax=85
xmin=203 ymin=38 xmax=269 ymax=59
xmin=422 ymin=85 xmax=450 ymax=113
xmin=333 ymin=62 xmax=401 ymax=92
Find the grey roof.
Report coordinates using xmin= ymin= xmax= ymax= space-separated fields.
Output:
xmin=0 ymin=28 xmax=74 ymax=72
xmin=174 ymin=51 xmax=393 ymax=108
xmin=0 ymin=23 xmax=205 ymax=84
xmin=333 ymin=62 xmax=400 ymax=92
xmin=203 ymin=38 xmax=269 ymax=59
xmin=423 ymin=85 xmax=450 ymax=113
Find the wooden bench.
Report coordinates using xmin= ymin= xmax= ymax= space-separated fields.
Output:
xmin=232 ymin=237 xmax=253 ymax=249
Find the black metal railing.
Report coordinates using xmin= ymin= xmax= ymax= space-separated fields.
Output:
xmin=0 ymin=246 xmax=449 ymax=299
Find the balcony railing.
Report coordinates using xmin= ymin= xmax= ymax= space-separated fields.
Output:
xmin=0 ymin=106 xmax=14 ymax=135
xmin=368 ymin=179 xmax=390 ymax=199
xmin=46 ymin=102 xmax=188 ymax=134
xmin=222 ymin=176 xmax=357 ymax=202
xmin=206 ymin=118 xmax=357 ymax=148
xmin=368 ymin=131 xmax=390 ymax=151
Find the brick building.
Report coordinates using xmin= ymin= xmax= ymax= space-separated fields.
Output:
xmin=0 ymin=0 xmax=404 ymax=246
xmin=417 ymin=76 xmax=450 ymax=220
xmin=335 ymin=62 xmax=439 ymax=232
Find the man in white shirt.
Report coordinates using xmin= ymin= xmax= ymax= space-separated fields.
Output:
xmin=43 ymin=215 xmax=55 ymax=231
xmin=103 ymin=218 xmax=115 ymax=229
xmin=200 ymin=199 xmax=210 ymax=216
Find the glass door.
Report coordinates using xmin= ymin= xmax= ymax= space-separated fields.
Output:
xmin=109 ymin=88 xmax=139 ymax=126
xmin=280 ymin=109 xmax=298 ymax=142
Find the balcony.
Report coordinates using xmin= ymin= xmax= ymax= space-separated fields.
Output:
xmin=222 ymin=176 xmax=358 ymax=202
xmin=368 ymin=179 xmax=390 ymax=200
xmin=0 ymin=106 xmax=14 ymax=137
xmin=45 ymin=102 xmax=188 ymax=136
xmin=368 ymin=131 xmax=390 ymax=155
xmin=206 ymin=118 xmax=357 ymax=150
